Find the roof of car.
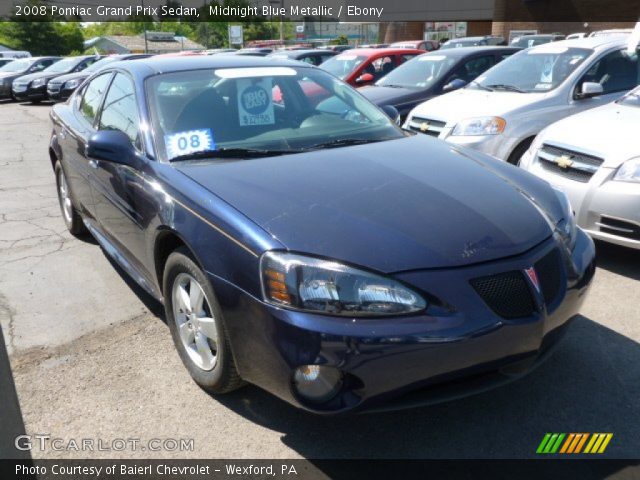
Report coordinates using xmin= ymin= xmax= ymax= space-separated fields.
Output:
xmin=111 ymin=54 xmax=312 ymax=76
xmin=546 ymin=36 xmax=632 ymax=50
xmin=269 ymin=49 xmax=334 ymax=57
xmin=420 ymin=46 xmax=518 ymax=57
xmin=334 ymin=48 xmax=424 ymax=56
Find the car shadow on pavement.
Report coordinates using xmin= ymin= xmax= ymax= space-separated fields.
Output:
xmin=211 ymin=316 xmax=640 ymax=461
xmin=594 ymin=241 xmax=640 ymax=281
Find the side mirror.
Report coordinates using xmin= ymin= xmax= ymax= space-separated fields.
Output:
xmin=381 ymin=104 xmax=401 ymax=125
xmin=87 ymin=130 xmax=136 ymax=166
xmin=442 ymin=78 xmax=468 ymax=92
xmin=355 ymin=73 xmax=374 ymax=84
xmin=578 ymin=82 xmax=603 ymax=99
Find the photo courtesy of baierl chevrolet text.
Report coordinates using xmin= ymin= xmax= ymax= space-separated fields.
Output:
xmin=0 ymin=0 xmax=639 ymax=479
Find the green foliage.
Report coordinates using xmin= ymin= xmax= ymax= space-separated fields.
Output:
xmin=330 ymin=34 xmax=349 ymax=46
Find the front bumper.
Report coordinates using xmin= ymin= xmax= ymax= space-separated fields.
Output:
xmin=13 ymin=84 xmax=47 ymax=101
xmin=212 ymin=231 xmax=595 ymax=413
xmin=523 ymin=149 xmax=640 ymax=250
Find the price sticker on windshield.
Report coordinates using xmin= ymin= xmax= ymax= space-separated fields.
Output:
xmin=237 ymin=77 xmax=274 ymax=126
xmin=164 ymin=129 xmax=215 ymax=160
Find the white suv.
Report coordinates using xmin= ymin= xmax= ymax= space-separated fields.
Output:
xmin=404 ymin=37 xmax=639 ymax=164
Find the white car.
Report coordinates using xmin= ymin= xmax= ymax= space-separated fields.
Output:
xmin=520 ymin=86 xmax=640 ymax=250
xmin=404 ymin=36 xmax=639 ymax=164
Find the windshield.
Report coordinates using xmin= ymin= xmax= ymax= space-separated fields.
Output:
xmin=146 ymin=66 xmax=403 ymax=162
xmin=376 ymin=54 xmax=457 ymax=88
xmin=0 ymin=59 xmax=30 ymax=72
xmin=43 ymin=57 xmax=79 ymax=73
xmin=618 ymin=87 xmax=640 ymax=107
xmin=83 ymin=56 xmax=116 ymax=73
xmin=320 ymin=54 xmax=367 ymax=79
xmin=473 ymin=46 xmax=592 ymax=92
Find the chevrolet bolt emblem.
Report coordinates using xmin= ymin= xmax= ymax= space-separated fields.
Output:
xmin=556 ymin=155 xmax=574 ymax=169
xmin=420 ymin=122 xmax=430 ymax=132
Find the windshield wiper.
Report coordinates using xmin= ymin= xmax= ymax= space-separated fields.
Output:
xmin=169 ymin=148 xmax=300 ymax=162
xmin=485 ymin=84 xmax=526 ymax=93
xmin=470 ymin=81 xmax=494 ymax=92
xmin=303 ymin=138 xmax=383 ymax=150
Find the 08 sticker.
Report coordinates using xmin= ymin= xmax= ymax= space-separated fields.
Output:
xmin=164 ymin=129 xmax=215 ymax=160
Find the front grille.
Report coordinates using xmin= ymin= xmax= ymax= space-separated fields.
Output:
xmin=534 ymin=248 xmax=563 ymax=307
xmin=597 ymin=216 xmax=640 ymax=241
xmin=407 ymin=116 xmax=446 ymax=137
xmin=471 ymin=271 xmax=535 ymax=319
xmin=47 ymin=83 xmax=61 ymax=93
xmin=471 ymin=248 xmax=565 ymax=319
xmin=537 ymin=144 xmax=604 ymax=183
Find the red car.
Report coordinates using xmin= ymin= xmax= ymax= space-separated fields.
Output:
xmin=320 ymin=48 xmax=423 ymax=87
xmin=390 ymin=40 xmax=440 ymax=52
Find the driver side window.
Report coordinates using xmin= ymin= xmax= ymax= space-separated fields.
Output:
xmin=98 ymin=73 xmax=141 ymax=150
xmin=577 ymin=50 xmax=639 ymax=95
xmin=79 ymin=73 xmax=112 ymax=126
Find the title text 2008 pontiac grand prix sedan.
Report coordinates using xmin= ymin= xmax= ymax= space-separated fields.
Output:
xmin=48 ymin=56 xmax=595 ymax=413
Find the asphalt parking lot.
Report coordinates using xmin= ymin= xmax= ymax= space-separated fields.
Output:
xmin=0 ymin=100 xmax=639 ymax=461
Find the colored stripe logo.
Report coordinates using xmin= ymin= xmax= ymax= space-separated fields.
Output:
xmin=537 ymin=433 xmax=613 ymax=454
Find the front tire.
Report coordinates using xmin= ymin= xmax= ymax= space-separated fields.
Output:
xmin=163 ymin=247 xmax=244 ymax=394
xmin=54 ymin=161 xmax=86 ymax=236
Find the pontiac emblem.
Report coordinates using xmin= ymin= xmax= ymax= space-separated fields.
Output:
xmin=524 ymin=267 xmax=541 ymax=294
xmin=556 ymin=155 xmax=574 ymax=169
xmin=420 ymin=122 xmax=430 ymax=132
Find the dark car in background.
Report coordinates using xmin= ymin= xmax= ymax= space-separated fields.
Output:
xmin=0 ymin=56 xmax=60 ymax=100
xmin=267 ymin=49 xmax=337 ymax=65
xmin=320 ymin=45 xmax=352 ymax=53
xmin=12 ymin=55 xmax=101 ymax=103
xmin=49 ymin=55 xmax=594 ymax=413
xmin=0 ymin=59 xmax=14 ymax=68
xmin=48 ymin=54 xmax=151 ymax=101
xmin=360 ymin=47 xmax=518 ymax=120
xmin=441 ymin=36 xmax=506 ymax=49
xmin=510 ymin=34 xmax=565 ymax=49
xmin=320 ymin=48 xmax=424 ymax=87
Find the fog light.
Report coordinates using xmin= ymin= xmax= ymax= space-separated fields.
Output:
xmin=293 ymin=365 xmax=343 ymax=404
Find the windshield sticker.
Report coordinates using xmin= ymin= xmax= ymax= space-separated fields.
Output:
xmin=215 ymin=67 xmax=296 ymax=79
xmin=534 ymin=83 xmax=553 ymax=90
xmin=541 ymin=57 xmax=556 ymax=83
xmin=530 ymin=46 xmax=568 ymax=54
xmin=164 ymin=129 xmax=215 ymax=160
xmin=237 ymin=77 xmax=275 ymax=126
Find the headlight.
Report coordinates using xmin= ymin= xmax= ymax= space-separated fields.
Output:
xmin=31 ymin=78 xmax=45 ymax=88
xmin=451 ymin=117 xmax=506 ymax=136
xmin=260 ymin=252 xmax=427 ymax=316
xmin=65 ymin=79 xmax=80 ymax=89
xmin=553 ymin=188 xmax=577 ymax=250
xmin=613 ymin=158 xmax=640 ymax=183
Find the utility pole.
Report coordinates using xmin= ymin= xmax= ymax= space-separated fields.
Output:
xmin=141 ymin=0 xmax=148 ymax=53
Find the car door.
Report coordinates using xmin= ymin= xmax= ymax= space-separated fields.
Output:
xmin=90 ymin=71 xmax=152 ymax=277
xmin=61 ymin=72 xmax=113 ymax=220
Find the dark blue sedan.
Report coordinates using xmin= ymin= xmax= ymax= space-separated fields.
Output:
xmin=49 ymin=55 xmax=595 ymax=413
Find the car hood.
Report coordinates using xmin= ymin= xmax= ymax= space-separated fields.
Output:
xmin=16 ymin=71 xmax=65 ymax=83
xmin=175 ymin=135 xmax=555 ymax=273
xmin=537 ymin=102 xmax=640 ymax=167
xmin=410 ymin=87 xmax=545 ymax=124
xmin=51 ymin=71 xmax=88 ymax=83
xmin=0 ymin=71 xmax=26 ymax=80
xmin=359 ymin=85 xmax=430 ymax=106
